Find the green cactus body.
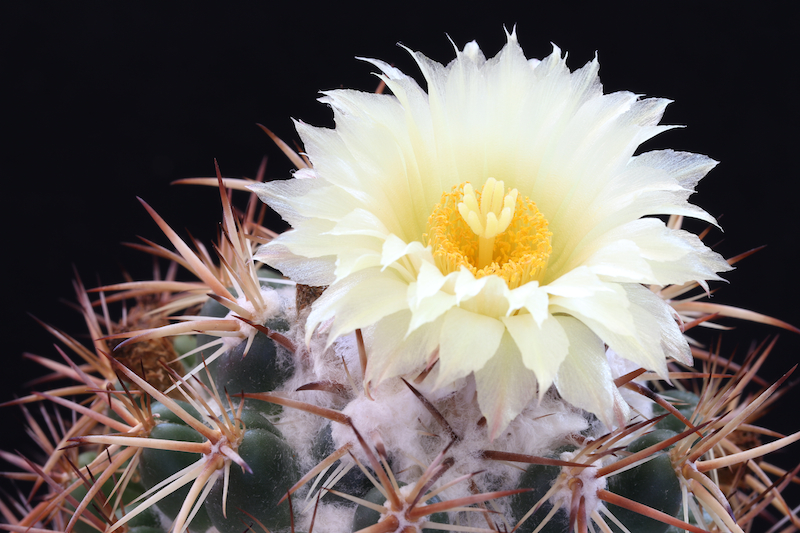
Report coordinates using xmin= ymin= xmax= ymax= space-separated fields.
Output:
xmin=654 ymin=390 xmax=700 ymax=433
xmin=212 ymin=318 xmax=293 ymax=404
xmin=140 ymin=388 xmax=301 ymax=533
xmin=151 ymin=400 xmax=204 ymax=426
xmin=193 ymin=289 xmax=293 ymax=414
xmin=232 ymin=404 xmax=284 ymax=439
xmin=172 ymin=335 xmax=198 ymax=359
xmin=311 ymin=424 xmax=373 ymax=506
xmin=204 ymin=425 xmax=300 ymax=533
xmin=510 ymin=448 xmax=573 ymax=533
xmin=138 ymin=420 xmax=213 ymax=532
xmin=604 ymin=430 xmax=682 ymax=533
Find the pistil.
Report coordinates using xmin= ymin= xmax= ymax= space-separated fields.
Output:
xmin=457 ymin=178 xmax=518 ymax=269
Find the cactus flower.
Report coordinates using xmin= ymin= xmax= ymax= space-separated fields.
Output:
xmin=251 ymin=29 xmax=731 ymax=437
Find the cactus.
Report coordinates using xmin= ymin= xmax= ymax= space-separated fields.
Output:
xmin=3 ymin=171 xmax=799 ymax=533
xmin=3 ymin=32 xmax=800 ymax=533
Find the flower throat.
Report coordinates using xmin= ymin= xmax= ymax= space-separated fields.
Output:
xmin=425 ymin=178 xmax=552 ymax=289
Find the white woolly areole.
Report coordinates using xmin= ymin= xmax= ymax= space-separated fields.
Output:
xmin=552 ymin=450 xmax=608 ymax=519
xmin=220 ymin=286 xmax=286 ymax=350
xmin=380 ymin=484 xmax=438 ymax=531
xmin=292 ymin=501 xmax=357 ymax=533
xmin=331 ymin=379 xmax=433 ymax=466
xmin=271 ymin=306 xmax=344 ymax=475
xmin=424 ymin=384 xmax=591 ymax=518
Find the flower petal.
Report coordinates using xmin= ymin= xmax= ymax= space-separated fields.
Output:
xmin=552 ymin=316 xmax=630 ymax=428
xmin=507 ymin=282 xmax=549 ymax=324
xmin=583 ymin=218 xmax=732 ymax=287
xmin=631 ymin=149 xmax=718 ymax=192
xmin=306 ymin=267 xmax=409 ymax=346
xmin=546 ymin=267 xmax=635 ymax=336
xmin=501 ymin=312 xmax=569 ymax=398
xmin=249 ymin=177 xmax=320 ymax=226
xmin=474 ymin=331 xmax=538 ymax=440
xmin=366 ymin=311 xmax=443 ymax=383
xmin=553 ymin=283 xmax=691 ymax=379
xmin=436 ymin=307 xmax=505 ymax=386
xmin=327 ymin=208 xmax=391 ymax=239
xmin=253 ymin=242 xmax=335 ymax=286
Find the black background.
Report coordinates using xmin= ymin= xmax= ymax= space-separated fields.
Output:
xmin=2 ymin=1 xmax=799 ymax=525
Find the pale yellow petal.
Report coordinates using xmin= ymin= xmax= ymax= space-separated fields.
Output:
xmin=275 ymin=218 xmax=377 ymax=260
xmin=506 ymin=281 xmax=546 ymax=322
xmin=253 ymin=243 xmax=335 ymax=286
xmin=436 ymin=307 xmax=505 ymax=386
xmin=306 ymin=268 xmax=409 ymax=346
xmin=327 ymin=208 xmax=391 ymax=239
xmin=552 ymin=317 xmax=630 ymax=429
xmin=410 ymin=260 xmax=451 ymax=305
xmin=630 ymin=149 xmax=718 ymax=192
xmin=581 ymin=218 xmax=731 ymax=286
xmin=249 ymin=177 xmax=320 ymax=226
xmin=474 ymin=331 xmax=538 ymax=440
xmin=627 ymin=284 xmax=692 ymax=366
xmin=333 ymin=247 xmax=384 ymax=282
xmin=455 ymin=275 xmax=511 ymax=317
xmin=366 ymin=311 xmax=443 ymax=383
xmin=501 ymin=313 xmax=569 ymax=397
xmin=380 ymin=235 xmax=429 ymax=270
xmin=407 ymin=291 xmax=458 ymax=333
xmin=546 ymin=267 xmax=635 ymax=336
xmin=552 ymin=284 xmax=690 ymax=379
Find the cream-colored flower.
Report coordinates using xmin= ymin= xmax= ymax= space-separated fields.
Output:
xmin=251 ymin=30 xmax=731 ymax=437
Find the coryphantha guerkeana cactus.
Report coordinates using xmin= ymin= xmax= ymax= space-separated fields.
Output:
xmin=3 ymin=29 xmax=800 ymax=533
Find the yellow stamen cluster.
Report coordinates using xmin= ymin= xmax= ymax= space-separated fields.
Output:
xmin=425 ymin=180 xmax=552 ymax=289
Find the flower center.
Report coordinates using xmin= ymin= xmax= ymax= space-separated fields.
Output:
xmin=425 ymin=179 xmax=552 ymax=289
